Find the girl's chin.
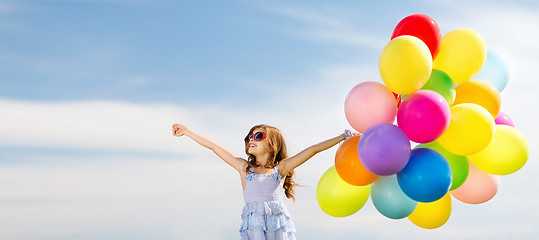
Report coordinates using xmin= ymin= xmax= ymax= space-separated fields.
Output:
xmin=248 ymin=149 xmax=260 ymax=155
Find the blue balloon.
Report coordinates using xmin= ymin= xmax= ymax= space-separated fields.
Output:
xmin=371 ymin=175 xmax=417 ymax=219
xmin=472 ymin=49 xmax=509 ymax=92
xmin=397 ymin=148 xmax=452 ymax=202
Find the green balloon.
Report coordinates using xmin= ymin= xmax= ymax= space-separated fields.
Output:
xmin=316 ymin=166 xmax=370 ymax=217
xmin=421 ymin=69 xmax=456 ymax=105
xmin=416 ymin=141 xmax=469 ymax=190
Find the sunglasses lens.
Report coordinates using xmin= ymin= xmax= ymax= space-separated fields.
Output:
xmin=254 ymin=132 xmax=264 ymax=141
xmin=246 ymin=132 xmax=265 ymax=141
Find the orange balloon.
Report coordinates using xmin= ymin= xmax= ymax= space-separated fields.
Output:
xmin=450 ymin=161 xmax=499 ymax=204
xmin=453 ymin=80 xmax=501 ymax=118
xmin=335 ymin=136 xmax=379 ymax=186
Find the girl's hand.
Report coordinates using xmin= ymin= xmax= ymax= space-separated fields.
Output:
xmin=351 ymin=131 xmax=362 ymax=137
xmin=343 ymin=129 xmax=362 ymax=140
xmin=172 ymin=123 xmax=188 ymax=137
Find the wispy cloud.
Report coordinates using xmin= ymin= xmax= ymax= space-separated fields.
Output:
xmin=254 ymin=3 xmax=386 ymax=49
xmin=0 ymin=1 xmax=19 ymax=12
xmin=311 ymin=30 xmax=387 ymax=49
xmin=261 ymin=5 xmax=350 ymax=30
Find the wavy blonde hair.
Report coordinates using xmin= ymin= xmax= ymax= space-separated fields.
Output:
xmin=244 ymin=124 xmax=296 ymax=201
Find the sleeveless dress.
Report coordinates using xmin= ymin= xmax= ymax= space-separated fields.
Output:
xmin=240 ymin=166 xmax=296 ymax=240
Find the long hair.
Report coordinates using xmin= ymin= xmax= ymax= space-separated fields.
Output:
xmin=244 ymin=124 xmax=296 ymax=201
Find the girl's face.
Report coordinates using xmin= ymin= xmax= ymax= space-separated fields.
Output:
xmin=247 ymin=128 xmax=269 ymax=155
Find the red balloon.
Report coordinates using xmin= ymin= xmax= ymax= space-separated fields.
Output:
xmin=391 ymin=14 xmax=442 ymax=59
xmin=392 ymin=92 xmax=402 ymax=108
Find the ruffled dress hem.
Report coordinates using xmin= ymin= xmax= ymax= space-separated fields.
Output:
xmin=239 ymin=200 xmax=296 ymax=233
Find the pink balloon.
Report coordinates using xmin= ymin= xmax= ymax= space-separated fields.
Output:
xmin=495 ymin=111 xmax=515 ymax=127
xmin=345 ymin=82 xmax=397 ymax=133
xmin=396 ymin=90 xmax=451 ymax=143
xmin=451 ymin=161 xmax=499 ymax=204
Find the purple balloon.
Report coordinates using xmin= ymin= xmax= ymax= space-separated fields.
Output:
xmin=358 ymin=123 xmax=411 ymax=176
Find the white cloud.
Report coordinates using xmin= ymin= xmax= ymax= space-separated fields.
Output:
xmin=0 ymin=99 xmax=183 ymax=153
xmin=0 ymin=155 xmax=244 ymax=240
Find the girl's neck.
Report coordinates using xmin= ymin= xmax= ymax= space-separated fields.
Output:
xmin=254 ymin=153 xmax=271 ymax=168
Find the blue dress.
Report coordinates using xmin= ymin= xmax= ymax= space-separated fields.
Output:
xmin=240 ymin=166 xmax=296 ymax=240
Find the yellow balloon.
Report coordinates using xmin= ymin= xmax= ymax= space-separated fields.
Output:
xmin=437 ymin=103 xmax=495 ymax=156
xmin=453 ymin=80 xmax=501 ymax=118
xmin=379 ymin=35 xmax=433 ymax=95
xmin=408 ymin=193 xmax=452 ymax=229
xmin=468 ymin=125 xmax=529 ymax=175
xmin=433 ymin=28 xmax=487 ymax=84
xmin=316 ymin=166 xmax=371 ymax=217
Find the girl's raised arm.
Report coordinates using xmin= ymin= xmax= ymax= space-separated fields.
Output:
xmin=172 ymin=123 xmax=246 ymax=173
xmin=279 ymin=131 xmax=355 ymax=177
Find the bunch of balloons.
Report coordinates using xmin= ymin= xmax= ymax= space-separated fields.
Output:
xmin=316 ymin=14 xmax=529 ymax=229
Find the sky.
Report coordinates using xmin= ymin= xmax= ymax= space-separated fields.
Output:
xmin=0 ymin=0 xmax=538 ymax=239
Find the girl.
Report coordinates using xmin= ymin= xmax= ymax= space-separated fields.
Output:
xmin=172 ymin=123 xmax=353 ymax=240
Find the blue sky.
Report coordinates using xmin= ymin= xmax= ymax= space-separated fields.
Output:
xmin=1 ymin=0 xmax=538 ymax=239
